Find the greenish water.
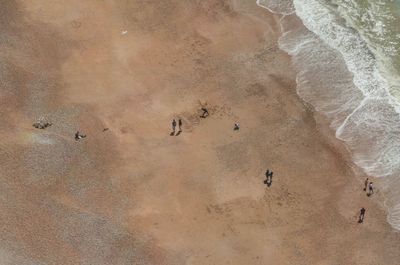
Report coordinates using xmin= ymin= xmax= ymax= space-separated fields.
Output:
xmin=333 ymin=0 xmax=400 ymax=98
xmin=257 ymin=0 xmax=400 ymax=230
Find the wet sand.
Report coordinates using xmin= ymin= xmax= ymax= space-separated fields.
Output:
xmin=1 ymin=0 xmax=400 ymax=264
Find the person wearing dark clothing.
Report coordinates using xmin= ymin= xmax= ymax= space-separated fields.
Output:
xmin=172 ymin=119 xmax=177 ymax=133
xmin=358 ymin=207 xmax=366 ymax=223
xmin=264 ymin=169 xmax=274 ymax=187
xmin=265 ymin=170 xmax=273 ymax=180
xmin=234 ymin=123 xmax=240 ymax=130
xmin=201 ymin=108 xmax=209 ymax=118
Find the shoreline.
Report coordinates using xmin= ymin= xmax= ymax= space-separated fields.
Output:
xmin=1 ymin=0 xmax=400 ymax=264
xmin=261 ymin=0 xmax=399 ymax=231
xmin=276 ymin=0 xmax=400 ymax=233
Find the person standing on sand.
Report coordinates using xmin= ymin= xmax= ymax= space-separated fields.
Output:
xmin=172 ymin=119 xmax=177 ymax=134
xmin=264 ymin=170 xmax=269 ymax=185
xmin=364 ymin=178 xmax=369 ymax=191
xmin=358 ymin=207 xmax=366 ymax=223
xmin=267 ymin=170 xmax=273 ymax=187
xmin=368 ymin=182 xmax=374 ymax=196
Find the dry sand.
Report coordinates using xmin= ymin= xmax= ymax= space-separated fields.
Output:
xmin=1 ymin=0 xmax=400 ymax=264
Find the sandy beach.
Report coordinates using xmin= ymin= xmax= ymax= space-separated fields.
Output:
xmin=1 ymin=0 xmax=400 ymax=264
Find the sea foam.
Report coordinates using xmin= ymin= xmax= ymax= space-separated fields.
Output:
xmin=258 ymin=0 xmax=400 ymax=230
xmin=256 ymin=0 xmax=294 ymax=15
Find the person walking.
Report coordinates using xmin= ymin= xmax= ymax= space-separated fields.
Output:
xmin=265 ymin=170 xmax=270 ymax=179
xmin=358 ymin=207 xmax=366 ymax=223
xmin=368 ymin=182 xmax=374 ymax=196
xmin=363 ymin=178 xmax=369 ymax=191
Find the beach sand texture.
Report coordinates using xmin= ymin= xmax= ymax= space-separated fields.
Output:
xmin=1 ymin=0 xmax=400 ymax=264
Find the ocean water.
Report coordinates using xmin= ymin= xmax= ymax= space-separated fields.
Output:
xmin=257 ymin=0 xmax=400 ymax=230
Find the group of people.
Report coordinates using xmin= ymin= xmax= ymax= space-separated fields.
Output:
xmin=261 ymin=169 xmax=373 ymax=224
xmin=33 ymin=121 xmax=52 ymax=129
xmin=33 ymin=119 xmax=89 ymax=142
xmin=171 ymin=107 xmax=239 ymax=135
xmin=364 ymin=178 xmax=374 ymax=196
xmin=171 ymin=119 xmax=183 ymax=136
xmin=171 ymin=109 xmax=374 ymax=226
xmin=264 ymin=169 xmax=274 ymax=187
xmin=358 ymin=178 xmax=376 ymax=223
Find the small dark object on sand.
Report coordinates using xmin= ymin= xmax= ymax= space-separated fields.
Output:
xmin=75 ymin=131 xmax=87 ymax=141
xmin=200 ymin=107 xmax=209 ymax=118
xmin=103 ymin=128 xmax=109 ymax=132
xmin=234 ymin=123 xmax=240 ymax=130
xmin=33 ymin=121 xmax=52 ymax=129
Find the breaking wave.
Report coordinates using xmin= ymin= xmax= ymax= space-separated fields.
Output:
xmin=257 ymin=0 xmax=400 ymax=230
